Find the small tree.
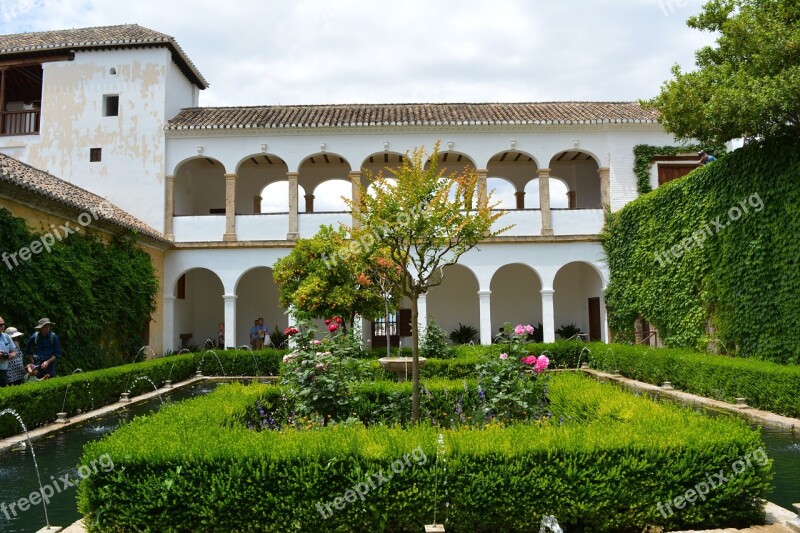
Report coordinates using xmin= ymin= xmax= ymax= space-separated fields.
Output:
xmin=644 ymin=0 xmax=800 ymax=144
xmin=273 ymin=225 xmax=388 ymax=328
xmin=347 ymin=143 xmax=508 ymax=423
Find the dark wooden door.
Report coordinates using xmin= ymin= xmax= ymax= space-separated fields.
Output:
xmin=588 ymin=297 xmax=601 ymax=342
xmin=658 ymin=165 xmax=697 ymax=185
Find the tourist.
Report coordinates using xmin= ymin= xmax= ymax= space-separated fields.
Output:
xmin=24 ymin=363 xmax=49 ymax=383
xmin=26 ymin=318 xmax=61 ymax=379
xmin=0 ymin=317 xmax=18 ymax=386
xmin=216 ymin=322 xmax=225 ymax=349
xmin=250 ymin=317 xmax=267 ymax=350
xmin=4 ymin=327 xmax=27 ymax=385
xmin=698 ymin=150 xmax=716 ymax=166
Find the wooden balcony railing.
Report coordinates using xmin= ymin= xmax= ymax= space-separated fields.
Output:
xmin=1 ymin=110 xmax=40 ymax=135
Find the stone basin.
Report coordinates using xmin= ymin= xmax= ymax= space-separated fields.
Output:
xmin=378 ymin=356 xmax=427 ymax=382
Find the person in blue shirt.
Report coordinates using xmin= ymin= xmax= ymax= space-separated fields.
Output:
xmin=698 ymin=150 xmax=716 ymax=166
xmin=26 ymin=318 xmax=61 ymax=379
xmin=0 ymin=317 xmax=19 ymax=386
xmin=249 ymin=317 xmax=267 ymax=350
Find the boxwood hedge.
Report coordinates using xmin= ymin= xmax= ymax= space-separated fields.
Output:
xmin=77 ymin=373 xmax=770 ymax=532
xmin=0 ymin=348 xmax=284 ymax=438
xmin=588 ymin=343 xmax=800 ymax=417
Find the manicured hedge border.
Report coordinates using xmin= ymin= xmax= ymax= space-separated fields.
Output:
xmin=77 ymin=374 xmax=770 ymax=532
xmin=0 ymin=349 xmax=284 ymax=439
xmin=588 ymin=344 xmax=800 ymax=417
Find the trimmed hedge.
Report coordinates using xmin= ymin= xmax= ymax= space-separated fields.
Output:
xmin=588 ymin=344 xmax=800 ymax=418
xmin=0 ymin=348 xmax=284 ymax=438
xmin=77 ymin=374 xmax=770 ymax=532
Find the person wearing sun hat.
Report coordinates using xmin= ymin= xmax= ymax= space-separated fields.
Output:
xmin=4 ymin=327 xmax=27 ymax=385
xmin=0 ymin=316 xmax=19 ymax=386
xmin=26 ymin=318 xmax=61 ymax=379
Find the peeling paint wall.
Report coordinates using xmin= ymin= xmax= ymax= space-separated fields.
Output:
xmin=6 ymin=47 xmax=196 ymax=233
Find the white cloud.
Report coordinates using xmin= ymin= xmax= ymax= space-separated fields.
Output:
xmin=3 ymin=0 xmax=716 ymax=106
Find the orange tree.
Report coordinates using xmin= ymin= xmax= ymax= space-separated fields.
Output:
xmin=346 ymin=143 xmax=508 ymax=423
xmin=273 ymin=225 xmax=390 ymax=329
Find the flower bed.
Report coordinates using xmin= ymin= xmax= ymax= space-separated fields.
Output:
xmin=77 ymin=373 xmax=770 ymax=532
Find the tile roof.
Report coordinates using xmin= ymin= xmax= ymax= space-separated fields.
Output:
xmin=0 ymin=154 xmax=171 ymax=246
xmin=166 ymin=102 xmax=659 ymax=130
xmin=0 ymin=24 xmax=208 ymax=89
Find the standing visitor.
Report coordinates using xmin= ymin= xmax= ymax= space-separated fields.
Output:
xmin=0 ymin=317 xmax=18 ymax=386
xmin=26 ymin=318 xmax=61 ymax=379
xmin=4 ymin=327 xmax=27 ymax=385
xmin=250 ymin=317 xmax=267 ymax=350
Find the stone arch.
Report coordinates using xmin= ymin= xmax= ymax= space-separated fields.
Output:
xmin=490 ymin=263 xmax=543 ymax=336
xmin=553 ymin=261 xmax=606 ymax=341
xmin=173 ymin=156 xmax=226 ymax=216
xmin=427 ymin=263 xmax=480 ymax=339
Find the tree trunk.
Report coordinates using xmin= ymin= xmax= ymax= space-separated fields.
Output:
xmin=411 ymin=291 xmax=420 ymax=424
xmin=385 ymin=296 xmax=391 ymax=357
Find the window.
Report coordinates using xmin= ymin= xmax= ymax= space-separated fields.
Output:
xmin=372 ymin=313 xmax=398 ymax=337
xmin=89 ymin=148 xmax=101 ymax=162
xmin=103 ymin=95 xmax=119 ymax=117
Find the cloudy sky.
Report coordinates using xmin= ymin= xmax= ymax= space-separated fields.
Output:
xmin=2 ymin=0 xmax=715 ymax=107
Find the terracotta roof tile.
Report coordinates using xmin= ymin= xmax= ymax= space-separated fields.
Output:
xmin=0 ymin=24 xmax=208 ymax=89
xmin=0 ymin=154 xmax=170 ymax=246
xmin=167 ymin=102 xmax=657 ymax=130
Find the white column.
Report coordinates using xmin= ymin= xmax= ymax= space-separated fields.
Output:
xmin=538 ymin=168 xmax=553 ymax=236
xmin=287 ymin=172 xmax=299 ymax=240
xmin=163 ymin=295 xmax=175 ymax=353
xmin=478 ymin=290 xmax=492 ymax=345
xmin=164 ymin=174 xmax=175 ymax=241
xmin=350 ymin=171 xmax=362 ymax=229
xmin=417 ymin=293 xmax=428 ymax=337
xmin=541 ymin=289 xmax=555 ymax=343
xmin=223 ymin=294 xmax=237 ymax=348
xmin=598 ymin=167 xmax=611 ymax=210
xmin=600 ymin=288 xmax=609 ymax=343
xmin=287 ymin=306 xmax=297 ymax=348
xmin=223 ymin=173 xmax=237 ymax=242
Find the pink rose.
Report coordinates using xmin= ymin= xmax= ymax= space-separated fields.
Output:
xmin=524 ymin=325 xmax=535 ymax=335
xmin=499 ymin=353 xmax=509 ymax=360
xmin=534 ymin=354 xmax=549 ymax=374
xmin=514 ymin=325 xmax=525 ymax=336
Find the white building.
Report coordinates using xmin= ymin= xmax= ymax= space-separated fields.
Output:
xmin=0 ymin=24 xmax=685 ymax=353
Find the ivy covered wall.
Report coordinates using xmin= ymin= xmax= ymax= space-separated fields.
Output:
xmin=603 ymin=134 xmax=800 ymax=363
xmin=0 ymin=207 xmax=160 ymax=371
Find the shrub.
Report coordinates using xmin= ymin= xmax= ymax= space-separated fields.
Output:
xmin=0 ymin=348 xmax=284 ymax=438
xmin=420 ymin=317 xmax=455 ymax=358
xmin=588 ymin=344 xmax=800 ymax=417
xmin=449 ymin=323 xmax=478 ymax=345
xmin=77 ymin=375 xmax=771 ymax=532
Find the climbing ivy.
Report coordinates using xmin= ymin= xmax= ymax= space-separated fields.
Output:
xmin=633 ymin=142 xmax=726 ymax=194
xmin=604 ymin=133 xmax=800 ymax=363
xmin=0 ymin=208 xmax=159 ymax=371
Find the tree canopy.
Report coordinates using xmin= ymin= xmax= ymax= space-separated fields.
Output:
xmin=272 ymin=225 xmax=394 ymax=327
xmin=645 ymin=0 xmax=800 ymax=144
xmin=347 ymin=143 xmax=508 ymax=422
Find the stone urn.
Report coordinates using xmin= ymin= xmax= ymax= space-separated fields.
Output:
xmin=378 ymin=357 xmax=427 ymax=382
